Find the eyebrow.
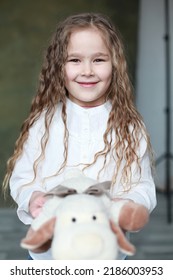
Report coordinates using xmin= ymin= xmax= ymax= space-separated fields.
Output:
xmin=67 ymin=52 xmax=109 ymax=58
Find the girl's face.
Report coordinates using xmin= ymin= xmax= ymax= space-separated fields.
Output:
xmin=64 ymin=28 xmax=112 ymax=107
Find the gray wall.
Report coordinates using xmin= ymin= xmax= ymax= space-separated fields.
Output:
xmin=136 ymin=0 xmax=173 ymax=190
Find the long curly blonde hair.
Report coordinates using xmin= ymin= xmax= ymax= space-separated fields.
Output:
xmin=3 ymin=13 xmax=153 ymax=192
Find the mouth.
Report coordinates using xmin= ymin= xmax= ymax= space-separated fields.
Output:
xmin=77 ymin=82 xmax=98 ymax=88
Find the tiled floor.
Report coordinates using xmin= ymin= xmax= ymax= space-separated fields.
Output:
xmin=128 ymin=192 xmax=173 ymax=260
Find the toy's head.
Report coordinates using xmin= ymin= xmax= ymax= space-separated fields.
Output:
xmin=21 ymin=170 xmax=136 ymax=259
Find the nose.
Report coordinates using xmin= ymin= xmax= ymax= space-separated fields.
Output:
xmin=81 ymin=61 xmax=94 ymax=76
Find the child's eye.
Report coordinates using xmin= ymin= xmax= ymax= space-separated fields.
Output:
xmin=68 ymin=58 xmax=80 ymax=63
xmin=94 ymin=58 xmax=105 ymax=63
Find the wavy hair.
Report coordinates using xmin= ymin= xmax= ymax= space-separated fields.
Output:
xmin=3 ymin=13 xmax=153 ymax=193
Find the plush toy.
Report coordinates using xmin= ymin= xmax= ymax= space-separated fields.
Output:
xmin=21 ymin=170 xmax=149 ymax=259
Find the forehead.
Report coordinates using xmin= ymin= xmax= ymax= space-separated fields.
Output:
xmin=67 ymin=27 xmax=110 ymax=53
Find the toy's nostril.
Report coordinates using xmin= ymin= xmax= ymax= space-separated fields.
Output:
xmin=72 ymin=217 xmax=76 ymax=222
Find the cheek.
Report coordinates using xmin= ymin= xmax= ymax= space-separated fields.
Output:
xmin=64 ymin=65 xmax=77 ymax=81
xmin=98 ymin=65 xmax=112 ymax=82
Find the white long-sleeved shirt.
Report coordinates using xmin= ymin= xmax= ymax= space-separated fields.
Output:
xmin=10 ymin=98 xmax=156 ymax=259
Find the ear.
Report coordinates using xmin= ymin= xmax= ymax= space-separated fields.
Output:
xmin=21 ymin=217 xmax=56 ymax=253
xmin=85 ymin=181 xmax=111 ymax=196
xmin=110 ymin=221 xmax=136 ymax=256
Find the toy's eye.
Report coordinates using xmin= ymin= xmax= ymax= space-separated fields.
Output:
xmin=92 ymin=215 xmax=97 ymax=221
xmin=72 ymin=217 xmax=76 ymax=222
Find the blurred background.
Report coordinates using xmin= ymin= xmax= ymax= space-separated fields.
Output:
xmin=0 ymin=0 xmax=173 ymax=260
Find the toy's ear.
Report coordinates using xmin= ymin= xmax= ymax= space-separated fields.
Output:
xmin=118 ymin=202 xmax=149 ymax=232
xmin=85 ymin=181 xmax=111 ymax=196
xmin=110 ymin=221 xmax=136 ymax=256
xmin=21 ymin=217 xmax=56 ymax=253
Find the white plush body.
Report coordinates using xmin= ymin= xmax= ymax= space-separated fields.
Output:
xmin=21 ymin=170 xmax=134 ymax=259
xmin=51 ymin=194 xmax=117 ymax=259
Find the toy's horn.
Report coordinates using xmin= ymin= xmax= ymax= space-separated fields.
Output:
xmin=21 ymin=217 xmax=56 ymax=253
xmin=45 ymin=185 xmax=77 ymax=197
xmin=84 ymin=181 xmax=111 ymax=196
xmin=110 ymin=221 xmax=136 ymax=256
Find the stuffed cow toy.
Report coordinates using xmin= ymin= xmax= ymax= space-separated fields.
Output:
xmin=21 ymin=170 xmax=149 ymax=259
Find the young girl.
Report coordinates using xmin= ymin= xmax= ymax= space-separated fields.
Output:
xmin=3 ymin=13 xmax=156 ymax=259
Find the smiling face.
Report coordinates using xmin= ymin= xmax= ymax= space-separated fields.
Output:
xmin=64 ymin=28 xmax=113 ymax=107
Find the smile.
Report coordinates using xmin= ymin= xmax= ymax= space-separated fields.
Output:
xmin=77 ymin=82 xmax=98 ymax=88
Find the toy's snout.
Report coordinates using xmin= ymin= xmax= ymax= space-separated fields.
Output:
xmin=74 ymin=232 xmax=103 ymax=252
xmin=51 ymin=221 xmax=118 ymax=259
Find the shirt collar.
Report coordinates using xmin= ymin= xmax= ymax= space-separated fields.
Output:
xmin=65 ymin=98 xmax=112 ymax=139
xmin=66 ymin=98 xmax=112 ymax=116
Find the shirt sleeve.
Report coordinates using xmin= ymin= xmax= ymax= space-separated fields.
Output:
xmin=10 ymin=119 xmax=46 ymax=224
xmin=111 ymin=135 xmax=157 ymax=213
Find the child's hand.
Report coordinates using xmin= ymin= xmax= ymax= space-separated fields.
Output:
xmin=29 ymin=191 xmax=48 ymax=218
